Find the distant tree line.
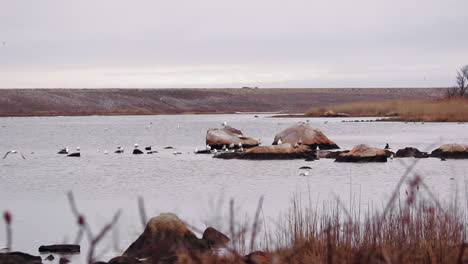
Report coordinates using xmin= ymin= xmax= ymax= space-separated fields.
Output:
xmin=446 ymin=65 xmax=468 ymax=98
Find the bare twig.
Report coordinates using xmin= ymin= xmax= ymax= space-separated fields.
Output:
xmin=87 ymin=210 xmax=122 ymax=264
xmin=250 ymin=196 xmax=264 ymax=252
xmin=138 ymin=196 xmax=147 ymax=229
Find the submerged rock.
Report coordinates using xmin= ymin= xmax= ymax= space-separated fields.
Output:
xmin=395 ymin=147 xmax=429 ymax=158
xmin=273 ymin=122 xmax=339 ymax=150
xmin=206 ymin=126 xmax=260 ymax=150
xmin=335 ymin=144 xmax=387 ymax=162
xmin=430 ymin=144 xmax=468 ymax=159
xmin=123 ymin=213 xmax=209 ymax=263
xmin=214 ymin=143 xmax=316 ymax=160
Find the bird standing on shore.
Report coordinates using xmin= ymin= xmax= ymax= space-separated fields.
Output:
xmin=3 ymin=150 xmax=26 ymax=159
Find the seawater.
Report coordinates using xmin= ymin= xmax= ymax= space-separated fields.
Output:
xmin=0 ymin=114 xmax=467 ymax=262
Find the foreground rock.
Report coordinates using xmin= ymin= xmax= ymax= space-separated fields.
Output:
xmin=273 ymin=122 xmax=339 ymax=150
xmin=430 ymin=144 xmax=468 ymax=159
xmin=214 ymin=144 xmax=316 ymax=160
xmin=335 ymin=144 xmax=387 ymax=162
xmin=0 ymin=252 xmax=42 ymax=264
xmin=395 ymin=147 xmax=429 ymax=158
xmin=38 ymin=244 xmax=80 ymax=254
xmin=123 ymin=213 xmax=209 ymax=263
xmin=202 ymin=227 xmax=230 ymax=248
xmin=206 ymin=125 xmax=260 ymax=150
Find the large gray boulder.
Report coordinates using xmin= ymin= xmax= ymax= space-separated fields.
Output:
xmin=273 ymin=122 xmax=339 ymax=150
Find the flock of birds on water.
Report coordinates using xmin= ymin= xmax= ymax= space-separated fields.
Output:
xmin=1 ymin=121 xmax=247 ymax=160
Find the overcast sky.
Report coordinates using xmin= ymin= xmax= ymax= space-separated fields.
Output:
xmin=0 ymin=0 xmax=467 ymax=88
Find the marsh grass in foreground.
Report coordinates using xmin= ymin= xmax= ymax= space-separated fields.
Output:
xmin=306 ymin=98 xmax=468 ymax=122
xmin=175 ymin=172 xmax=467 ymax=263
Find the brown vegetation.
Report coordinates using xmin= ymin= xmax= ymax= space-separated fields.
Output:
xmin=306 ymin=98 xmax=468 ymax=122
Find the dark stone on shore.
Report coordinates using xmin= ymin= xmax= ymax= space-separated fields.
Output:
xmin=59 ymin=258 xmax=70 ymax=264
xmin=202 ymin=227 xmax=230 ymax=248
xmin=145 ymin=146 xmax=151 ymax=150
xmin=335 ymin=144 xmax=387 ymax=163
xmin=45 ymin=255 xmax=54 ymax=261
xmin=146 ymin=151 xmax=158 ymax=154
xmin=273 ymin=122 xmax=339 ymax=150
xmin=299 ymin=166 xmax=312 ymax=169
xmin=123 ymin=213 xmax=209 ymax=263
xmin=0 ymin=252 xmax=42 ymax=264
xmin=244 ymin=251 xmax=269 ymax=264
xmin=395 ymin=147 xmax=429 ymax=158
xmin=57 ymin=149 xmax=68 ymax=154
xmin=67 ymin=153 xmax=80 ymax=157
xmin=214 ymin=144 xmax=317 ymax=160
xmin=430 ymin=144 xmax=468 ymax=159
xmin=132 ymin=149 xmax=144 ymax=154
xmin=38 ymin=244 xmax=80 ymax=254
xmin=164 ymin=146 xmax=174 ymax=149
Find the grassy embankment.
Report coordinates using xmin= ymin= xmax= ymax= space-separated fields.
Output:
xmin=306 ymin=98 xmax=468 ymax=122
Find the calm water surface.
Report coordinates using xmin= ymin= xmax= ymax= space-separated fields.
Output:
xmin=0 ymin=114 xmax=467 ymax=262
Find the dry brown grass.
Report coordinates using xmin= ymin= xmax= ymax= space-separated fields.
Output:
xmin=306 ymin=98 xmax=468 ymax=122
xmin=174 ymin=173 xmax=468 ymax=264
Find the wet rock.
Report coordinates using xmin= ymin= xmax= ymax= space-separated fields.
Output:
xmin=164 ymin=146 xmax=174 ymax=149
xmin=395 ymin=147 xmax=429 ymax=158
xmin=430 ymin=144 xmax=468 ymax=159
xmin=145 ymin=146 xmax=151 ymax=151
xmin=206 ymin=126 xmax=260 ymax=150
xmin=299 ymin=166 xmax=312 ymax=169
xmin=214 ymin=144 xmax=316 ymax=160
xmin=244 ymin=251 xmax=269 ymax=264
xmin=123 ymin=213 xmax=209 ymax=263
xmin=146 ymin=151 xmax=158 ymax=154
xmin=0 ymin=252 xmax=42 ymax=264
xmin=335 ymin=144 xmax=387 ymax=162
xmin=202 ymin=227 xmax=230 ymax=248
xmin=38 ymin=244 xmax=80 ymax=254
xmin=133 ymin=148 xmax=144 ymax=154
xmin=273 ymin=122 xmax=339 ymax=150
xmin=66 ymin=152 xmax=80 ymax=157
xmin=45 ymin=254 xmax=54 ymax=261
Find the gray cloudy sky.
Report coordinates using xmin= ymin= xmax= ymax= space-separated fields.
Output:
xmin=0 ymin=0 xmax=467 ymax=88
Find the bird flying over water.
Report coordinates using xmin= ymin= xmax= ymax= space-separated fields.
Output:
xmin=3 ymin=150 xmax=26 ymax=159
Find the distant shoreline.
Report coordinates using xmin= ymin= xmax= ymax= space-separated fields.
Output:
xmin=0 ymin=88 xmax=445 ymax=117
